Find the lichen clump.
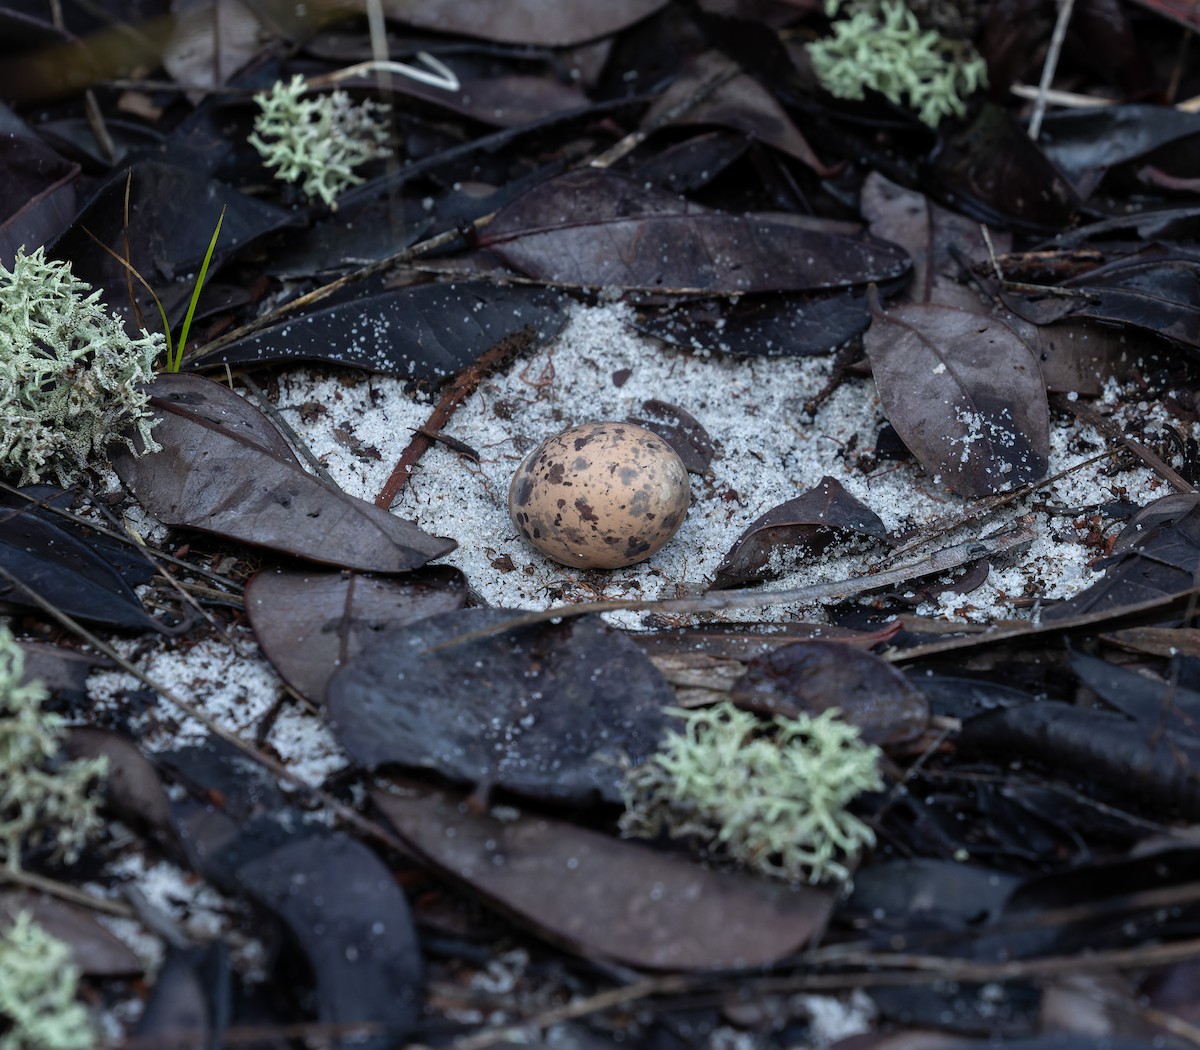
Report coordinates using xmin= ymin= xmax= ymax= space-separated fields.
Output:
xmin=808 ymin=0 xmax=988 ymax=127
xmin=0 ymin=911 xmax=93 ymax=1050
xmin=620 ymin=702 xmax=882 ymax=884
xmin=0 ymin=247 xmax=162 ymax=485
xmin=0 ymin=626 xmax=106 ymax=869
xmin=248 ymin=75 xmax=392 ymax=208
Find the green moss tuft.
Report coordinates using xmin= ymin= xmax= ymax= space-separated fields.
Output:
xmin=0 ymin=627 xmax=106 ymax=870
xmin=248 ymin=75 xmax=392 ymax=209
xmin=0 ymin=247 xmax=162 ymax=485
xmin=808 ymin=0 xmax=988 ymax=127
xmin=0 ymin=911 xmax=93 ymax=1050
xmin=620 ymin=701 xmax=882 ymax=884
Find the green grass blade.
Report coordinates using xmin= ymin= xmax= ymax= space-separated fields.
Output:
xmin=170 ymin=207 xmax=225 ymax=373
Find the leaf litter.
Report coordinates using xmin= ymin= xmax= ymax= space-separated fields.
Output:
xmin=6 ymin=3 xmax=1200 ymax=1047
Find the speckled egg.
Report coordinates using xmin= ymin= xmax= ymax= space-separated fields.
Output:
xmin=508 ymin=422 xmax=691 ymax=569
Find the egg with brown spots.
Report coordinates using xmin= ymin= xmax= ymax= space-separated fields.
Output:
xmin=508 ymin=422 xmax=691 ymax=569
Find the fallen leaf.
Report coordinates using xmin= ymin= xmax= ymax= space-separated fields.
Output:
xmin=732 ymin=640 xmax=930 ymax=746
xmin=112 ymin=373 xmax=456 ymax=572
xmin=927 ymin=103 xmax=1079 ymax=232
xmin=0 ymin=892 xmax=142 ymax=976
xmin=64 ymin=727 xmax=172 ymax=832
xmin=712 ymin=477 xmax=888 ymax=589
xmin=480 ymin=169 xmax=910 ymax=294
xmin=326 ymin=608 xmax=672 ymax=803
xmin=1043 ymin=494 xmax=1200 ymax=621
xmin=628 ymin=399 xmax=714 ymax=474
xmin=379 ymin=0 xmax=667 ymax=46
xmin=245 ymin=566 xmax=468 ymax=704
xmin=51 ymin=160 xmax=298 ymax=331
xmin=865 ymin=295 xmax=1050 ymax=497
xmin=1002 ymin=247 xmax=1200 ymax=350
xmin=634 ymin=290 xmax=871 ymax=358
xmin=231 ymin=832 xmax=423 ymax=1048
xmin=0 ymin=486 xmax=157 ymax=630
xmin=0 ymin=123 xmax=78 ymax=266
xmin=861 ymin=172 xmax=1010 ymax=309
xmin=194 ymin=282 xmax=568 ymax=383
xmin=644 ymin=50 xmax=832 ymax=174
xmin=372 ymin=784 xmax=834 ymax=970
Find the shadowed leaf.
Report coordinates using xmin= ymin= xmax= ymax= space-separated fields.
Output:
xmin=112 ymin=374 xmax=455 ymax=572
xmin=372 ymin=784 xmax=835 ymax=971
xmin=480 ymin=170 xmax=910 ymax=294
xmin=245 ymin=567 xmax=468 ymax=704
xmin=732 ymin=640 xmax=930 ymax=746
xmin=865 ymin=296 xmax=1050 ymax=497
xmin=0 ymin=487 xmax=156 ymax=629
xmin=712 ymin=477 xmax=888 ymax=589
xmin=327 ymin=608 xmax=672 ymax=803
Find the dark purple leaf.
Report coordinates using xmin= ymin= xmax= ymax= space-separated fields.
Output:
xmin=712 ymin=477 xmax=888 ymax=589
xmin=0 ymin=121 xmax=78 ymax=267
xmin=245 ymin=567 xmax=468 ymax=704
xmin=634 ymin=290 xmax=871 ymax=358
xmin=113 ymin=374 xmax=455 ymax=573
xmin=865 ymin=296 xmax=1050 ymax=497
xmin=1071 ymin=649 xmax=1200 ymax=729
xmin=1038 ymin=105 xmax=1200 ymax=184
xmin=51 ymin=160 xmax=299 ymax=332
xmin=133 ymin=947 xmax=222 ymax=1049
xmin=232 ymin=833 xmax=422 ymax=1050
xmin=193 ymin=282 xmax=568 ymax=383
xmin=17 ymin=641 xmax=95 ymax=703
xmin=1002 ymin=247 xmax=1200 ymax=350
xmin=634 ymin=130 xmax=750 ymax=193
xmin=372 ymin=784 xmax=834 ymax=970
xmin=960 ymin=700 xmax=1200 ymax=817
xmin=63 ymin=727 xmax=173 ymax=833
xmin=28 ymin=116 xmax=163 ymax=170
xmin=479 ymin=170 xmax=910 ymax=294
xmin=628 ymin=399 xmax=714 ymax=474
xmin=1043 ymin=494 xmax=1200 ymax=621
xmin=1002 ymin=312 xmax=1137 ymax=395
xmin=861 ymin=172 xmax=1011 ymax=309
xmin=326 ymin=609 xmax=673 ymax=803
xmin=643 ymin=50 xmax=832 ymax=174
xmin=927 ymin=104 xmax=1079 ymax=233
xmin=0 ymin=487 xmax=157 ymax=630
xmin=732 ymin=641 xmax=930 ymax=746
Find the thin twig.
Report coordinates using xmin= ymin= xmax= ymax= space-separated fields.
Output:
xmin=1052 ymin=394 xmax=1196 ymax=494
xmin=421 ymin=517 xmax=1038 ymax=653
xmin=1027 ymin=0 xmax=1077 ymax=140
xmin=437 ymin=934 xmax=1200 ymax=1050
xmin=375 ymin=327 xmax=539 ymax=507
xmin=0 ymin=865 xmax=135 ymax=918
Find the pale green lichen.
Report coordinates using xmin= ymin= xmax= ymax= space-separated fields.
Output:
xmin=0 ymin=911 xmax=93 ymax=1050
xmin=620 ymin=702 xmax=882 ymax=884
xmin=248 ymin=75 xmax=392 ymax=209
xmin=0 ymin=246 xmax=162 ymax=486
xmin=808 ymin=0 xmax=988 ymax=127
xmin=0 ymin=626 xmax=106 ymax=870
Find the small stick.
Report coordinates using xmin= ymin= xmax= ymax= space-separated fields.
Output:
xmin=1027 ymin=0 xmax=1077 ymax=140
xmin=423 ymin=516 xmax=1038 ymax=652
xmin=374 ymin=327 xmax=537 ymax=508
xmin=1052 ymin=394 xmax=1196 ymax=494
